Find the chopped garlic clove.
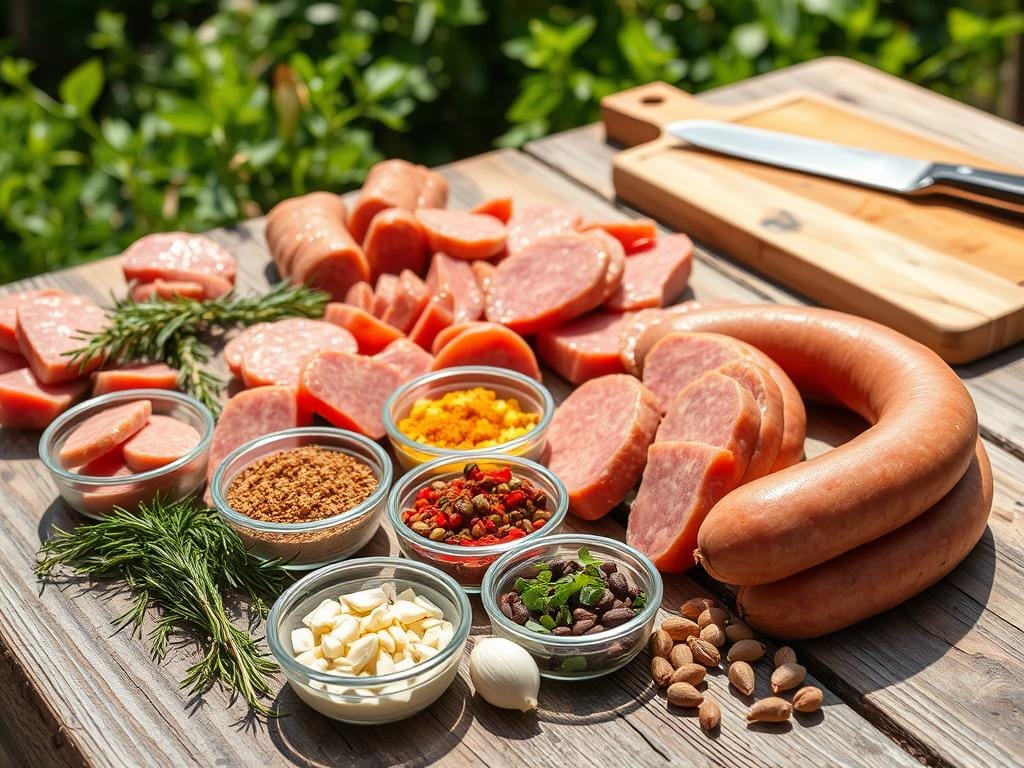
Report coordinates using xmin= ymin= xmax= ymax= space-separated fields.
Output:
xmin=296 ymin=648 xmax=324 ymax=667
xmin=414 ymin=595 xmax=444 ymax=619
xmin=394 ymin=656 xmax=416 ymax=672
xmin=360 ymin=604 xmax=393 ymax=633
xmin=375 ymin=652 xmax=396 ymax=676
xmin=291 ymin=627 xmax=315 ymax=654
xmin=390 ymin=600 xmax=430 ymax=625
xmin=419 ymin=617 xmax=443 ymax=630
xmin=421 ymin=626 xmax=442 ymax=649
xmin=438 ymin=626 xmax=454 ymax=649
xmin=309 ymin=657 xmax=329 ymax=672
xmin=309 ymin=599 xmax=343 ymax=633
xmin=345 ymin=633 xmax=379 ymax=673
xmin=376 ymin=629 xmax=397 ymax=654
xmin=330 ymin=615 xmax=360 ymax=645
xmin=321 ymin=633 xmax=346 ymax=659
xmin=387 ymin=625 xmax=409 ymax=650
xmin=412 ymin=643 xmax=439 ymax=661
xmin=380 ymin=682 xmax=412 ymax=703
xmin=396 ymin=587 xmax=417 ymax=603
xmin=341 ymin=587 xmax=388 ymax=613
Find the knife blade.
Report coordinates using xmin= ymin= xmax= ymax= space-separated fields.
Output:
xmin=665 ymin=119 xmax=1024 ymax=216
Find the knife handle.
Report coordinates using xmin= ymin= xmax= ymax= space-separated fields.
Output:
xmin=916 ymin=163 xmax=1024 ymax=216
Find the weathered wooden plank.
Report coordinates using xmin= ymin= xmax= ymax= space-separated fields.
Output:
xmin=0 ymin=149 xmax=923 ymax=768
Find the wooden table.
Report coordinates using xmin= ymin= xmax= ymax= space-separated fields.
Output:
xmin=1 ymin=58 xmax=1021 ymax=768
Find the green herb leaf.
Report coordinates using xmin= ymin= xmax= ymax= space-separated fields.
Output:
xmin=524 ymin=619 xmax=551 ymax=635
xmin=555 ymin=604 xmax=571 ymax=626
xmin=520 ymin=584 xmax=550 ymax=612
xmin=632 ymin=592 xmax=649 ymax=611
xmin=513 ymin=577 xmax=533 ymax=594
xmin=579 ymin=582 xmax=605 ymax=607
xmin=537 ymin=569 xmax=552 ymax=583
xmin=577 ymin=547 xmax=602 ymax=568
xmin=560 ymin=656 xmax=587 ymax=673
xmin=539 ymin=614 xmax=556 ymax=630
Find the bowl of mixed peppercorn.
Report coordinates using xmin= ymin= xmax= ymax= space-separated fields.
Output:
xmin=480 ymin=534 xmax=663 ymax=680
xmin=387 ymin=456 xmax=568 ymax=592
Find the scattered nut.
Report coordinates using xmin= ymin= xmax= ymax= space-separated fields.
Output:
xmin=774 ymin=646 xmax=797 ymax=668
xmin=649 ymin=629 xmax=673 ymax=659
xmin=725 ymin=622 xmax=757 ymax=643
xmin=680 ymin=597 xmax=717 ymax=620
xmin=727 ymin=639 xmax=766 ymax=663
xmin=698 ymin=606 xmax=729 ymax=629
xmin=651 ymin=656 xmax=674 ymax=688
xmin=699 ymin=623 xmax=726 ymax=648
xmin=667 ymin=682 xmax=704 ymax=708
xmin=728 ymin=660 xmax=756 ymax=696
xmin=661 ymin=616 xmax=700 ymax=641
xmin=669 ymin=643 xmax=693 ymax=668
xmin=771 ymin=663 xmax=806 ymax=694
xmin=687 ymin=636 xmax=721 ymax=667
xmin=792 ymin=686 xmax=824 ymax=713
xmin=747 ymin=697 xmax=792 ymax=723
xmin=669 ymin=662 xmax=706 ymax=686
xmin=698 ymin=697 xmax=721 ymax=732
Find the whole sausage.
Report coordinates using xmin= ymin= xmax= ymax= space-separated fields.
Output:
xmin=738 ymin=439 xmax=991 ymax=638
xmin=634 ymin=304 xmax=979 ymax=586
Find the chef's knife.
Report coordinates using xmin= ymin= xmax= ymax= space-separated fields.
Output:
xmin=666 ymin=119 xmax=1024 ymax=216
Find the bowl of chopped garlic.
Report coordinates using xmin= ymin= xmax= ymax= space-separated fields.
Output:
xmin=267 ymin=557 xmax=471 ymax=724
xmin=382 ymin=366 xmax=554 ymax=470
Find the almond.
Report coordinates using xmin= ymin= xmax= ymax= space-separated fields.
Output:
xmin=661 ymin=616 xmax=700 ymax=641
xmin=728 ymin=660 xmax=755 ymax=696
xmin=687 ymin=636 xmax=721 ymax=667
xmin=669 ymin=643 xmax=693 ymax=668
xmin=666 ymin=681 xmax=703 ymax=708
xmin=649 ymin=629 xmax=673 ymax=659
xmin=697 ymin=606 xmax=729 ymax=629
xmin=725 ymin=622 xmax=757 ymax=643
xmin=771 ymin=663 xmax=806 ymax=694
xmin=698 ymin=697 xmax=721 ymax=732
xmin=680 ymin=597 xmax=717 ymax=620
xmin=699 ymin=622 xmax=726 ymax=648
xmin=651 ymin=655 xmax=674 ymax=688
xmin=747 ymin=697 xmax=791 ymax=723
xmin=774 ymin=645 xmax=797 ymax=668
xmin=669 ymin=662 xmax=706 ymax=686
xmin=727 ymin=639 xmax=766 ymax=663
xmin=792 ymin=686 xmax=824 ymax=713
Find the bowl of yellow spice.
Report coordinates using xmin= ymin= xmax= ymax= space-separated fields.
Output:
xmin=382 ymin=366 xmax=554 ymax=471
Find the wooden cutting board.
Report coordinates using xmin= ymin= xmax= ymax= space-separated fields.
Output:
xmin=601 ymin=81 xmax=1024 ymax=363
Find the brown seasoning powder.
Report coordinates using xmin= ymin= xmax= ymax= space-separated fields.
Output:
xmin=226 ymin=445 xmax=378 ymax=523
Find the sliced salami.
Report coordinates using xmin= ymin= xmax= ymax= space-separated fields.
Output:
xmin=425 ymin=252 xmax=483 ymax=322
xmin=373 ymin=338 xmax=433 ymax=383
xmin=0 ymin=368 xmax=88 ymax=429
xmin=121 ymin=233 xmax=236 ymax=300
xmin=716 ymin=359 xmax=784 ymax=482
xmin=298 ymin=349 xmax=403 ymax=439
xmin=223 ymin=323 xmax=270 ymax=376
xmin=470 ymin=197 xmax=512 ymax=224
xmin=348 ymin=159 xmax=447 ymax=243
xmin=344 ymin=281 xmax=375 ymax=312
xmin=16 ymin=293 xmax=109 ymax=384
xmin=58 ymin=399 xmax=152 ymax=468
xmin=0 ymin=288 xmax=63 ymax=353
xmin=535 ymin=312 xmax=632 ymax=385
xmin=130 ymin=279 xmax=206 ymax=302
xmin=324 ymin=303 xmax=404 ymax=355
xmin=605 ymin=234 xmax=693 ymax=313
xmin=240 ymin=318 xmax=357 ymax=389
xmin=580 ymin=219 xmax=658 ymax=254
xmin=92 ymin=363 xmax=179 ymax=395
xmin=122 ymin=414 xmax=202 ymax=472
xmin=640 ymin=331 xmax=744 ymax=411
xmin=0 ymin=348 xmax=27 ymax=376
xmin=363 ymin=208 xmax=427 ymax=278
xmin=372 ymin=273 xmax=399 ymax=318
xmin=408 ymin=293 xmax=454 ymax=352
xmin=415 ymin=209 xmax=506 ymax=261
xmin=430 ymin=323 xmax=541 ymax=380
xmin=505 ymin=204 xmax=581 ymax=254
xmin=381 ymin=269 xmax=429 ymax=333
xmin=586 ymin=229 xmax=626 ymax=305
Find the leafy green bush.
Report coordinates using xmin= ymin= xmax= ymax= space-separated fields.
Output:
xmin=1 ymin=0 xmax=1021 ymax=281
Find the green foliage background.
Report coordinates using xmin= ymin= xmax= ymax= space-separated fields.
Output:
xmin=1 ymin=0 xmax=1022 ymax=281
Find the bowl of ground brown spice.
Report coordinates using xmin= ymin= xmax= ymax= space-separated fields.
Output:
xmin=210 ymin=427 xmax=392 ymax=570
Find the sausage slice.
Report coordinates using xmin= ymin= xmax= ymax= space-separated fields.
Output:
xmin=415 ymin=209 xmax=506 ymax=261
xmin=58 ymin=399 xmax=152 ymax=468
xmin=122 ymin=414 xmax=201 ymax=472
xmin=604 ymin=234 xmax=693 ymax=312
xmin=536 ymin=312 xmax=631 ymax=385
xmin=0 ymin=368 xmax=88 ymax=429
xmin=298 ymin=349 xmax=403 ymax=439
xmin=16 ymin=293 xmax=109 ymax=384
xmin=429 ymin=323 xmax=541 ymax=381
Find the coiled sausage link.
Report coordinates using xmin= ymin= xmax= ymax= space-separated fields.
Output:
xmin=635 ymin=305 xmax=979 ymax=586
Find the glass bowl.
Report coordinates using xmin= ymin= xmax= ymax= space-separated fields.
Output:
xmin=382 ymin=366 xmax=554 ymax=471
xmin=38 ymin=389 xmax=214 ymax=519
xmin=267 ymin=557 xmax=471 ymax=724
xmin=387 ymin=453 xmax=568 ymax=593
xmin=210 ymin=427 xmax=392 ymax=571
xmin=480 ymin=534 xmax=663 ymax=680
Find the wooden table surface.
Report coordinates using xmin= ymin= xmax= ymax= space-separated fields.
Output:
xmin=1 ymin=57 xmax=1021 ymax=768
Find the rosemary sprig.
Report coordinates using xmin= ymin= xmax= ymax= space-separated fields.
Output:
xmin=35 ymin=497 xmax=291 ymax=718
xmin=67 ymin=281 xmax=329 ymax=415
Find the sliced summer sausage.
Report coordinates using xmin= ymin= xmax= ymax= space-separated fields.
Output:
xmin=505 ymin=204 xmax=582 ymax=254
xmin=431 ymin=321 xmax=482 ymax=355
xmin=580 ymin=219 xmax=658 ymax=254
xmin=409 ymin=293 xmax=454 ymax=352
xmin=546 ymin=375 xmax=661 ymax=521
xmin=485 ymin=234 xmax=610 ymax=335
xmin=380 ymin=269 xmax=429 ymax=333
xmin=425 ymin=252 xmax=483 ymax=322
xmin=122 ymin=414 xmax=202 ymax=472
xmin=429 ymin=323 xmax=541 ymax=381
xmin=627 ymin=441 xmax=739 ymax=573
xmin=266 ymin=194 xmax=347 ymax=277
xmin=587 ymin=229 xmax=626 ymax=305
xmin=373 ymin=338 xmax=433 ymax=383
xmin=415 ymin=209 xmax=506 ymax=261
xmin=121 ymin=232 xmax=237 ymax=300
xmin=0 ymin=348 xmax=27 ymax=376
xmin=289 ymin=222 xmax=370 ymax=302
xmin=240 ymin=318 xmax=358 ymax=389
xmin=344 ymin=281 xmax=375 ymax=313
xmin=130 ymin=279 xmax=206 ymax=302
xmin=324 ymin=303 xmax=404 ymax=355
xmin=223 ymin=323 xmax=270 ymax=376
xmin=0 ymin=367 xmax=88 ymax=429
xmin=535 ymin=312 xmax=631 ymax=384
xmin=348 ymin=159 xmax=447 ymax=244
xmin=641 ymin=331 xmax=745 ymax=412
xmin=92 ymin=363 xmax=179 ymax=395
xmin=363 ymin=208 xmax=428 ymax=278
xmin=605 ymin=234 xmax=693 ymax=312
xmin=716 ymin=359 xmax=784 ymax=482
xmin=16 ymin=293 xmax=109 ymax=384
xmin=58 ymin=399 xmax=152 ymax=468
xmin=619 ymin=301 xmax=725 ymax=376
xmin=471 ymin=197 xmax=512 ymax=224
xmin=0 ymin=288 xmax=63 ymax=353
xmin=372 ymin=273 xmax=399 ymax=319
xmin=298 ymin=349 xmax=403 ymax=439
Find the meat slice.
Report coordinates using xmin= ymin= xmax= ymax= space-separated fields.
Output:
xmin=485 ymin=234 xmax=610 ymax=335
xmin=408 ymin=294 xmax=454 ymax=351
xmin=363 ymin=208 xmax=427 ymax=278
xmin=372 ymin=273 xmax=399 ymax=318
xmin=121 ymin=233 xmax=237 ymax=300
xmin=619 ymin=302 xmax=726 ymax=376
xmin=122 ymin=414 xmax=202 ymax=472
xmin=505 ymin=204 xmax=582 ymax=254
xmin=431 ymin=321 xmax=481 ymax=355
xmin=627 ymin=442 xmax=738 ymax=573
xmin=416 ymin=167 xmax=449 ymax=209
xmin=381 ymin=270 xmax=429 ymax=333
xmin=430 ymin=323 xmax=541 ymax=380
xmin=344 ymin=281 xmax=374 ymax=312
xmin=716 ymin=360 xmax=783 ymax=482
xmin=16 ymin=293 xmax=109 ymax=384
xmin=546 ymin=375 xmax=660 ymax=520
xmin=266 ymin=194 xmax=347 ymax=277
xmin=0 ymin=368 xmax=88 ymax=429
xmin=348 ymin=159 xmax=448 ymax=243
xmin=58 ymin=399 xmax=152 ymax=468
xmin=289 ymin=222 xmax=370 ymax=301
xmin=240 ymin=318 xmax=358 ymax=389
xmin=324 ymin=303 xmax=404 ymax=355
xmin=92 ymin=363 xmax=179 ymax=395
xmin=415 ymin=209 xmax=506 ymax=261
xmin=223 ymin=323 xmax=270 ymax=376
xmin=587 ymin=229 xmax=626 ymax=304
xmin=425 ymin=252 xmax=483 ymax=322
xmin=130 ymin=279 xmax=206 ymax=302
xmin=581 ymin=219 xmax=658 ymax=254
xmin=298 ymin=349 xmax=403 ymax=439
xmin=656 ymin=370 xmax=760 ymax=487
xmin=0 ymin=288 xmax=63 ymax=353
xmin=471 ymin=197 xmax=512 ymax=224
xmin=0 ymin=348 xmax=27 ymax=375
xmin=640 ymin=331 xmax=744 ymax=411
xmin=605 ymin=234 xmax=693 ymax=313
xmin=535 ymin=312 xmax=632 ymax=384
xmin=373 ymin=338 xmax=433 ymax=383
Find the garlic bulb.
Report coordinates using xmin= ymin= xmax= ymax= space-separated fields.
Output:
xmin=469 ymin=637 xmax=540 ymax=712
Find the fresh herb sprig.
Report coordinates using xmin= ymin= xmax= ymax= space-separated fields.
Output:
xmin=35 ymin=497 xmax=291 ymax=717
xmin=67 ymin=281 xmax=329 ymax=415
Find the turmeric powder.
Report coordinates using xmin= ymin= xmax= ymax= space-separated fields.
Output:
xmin=398 ymin=387 xmax=539 ymax=450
